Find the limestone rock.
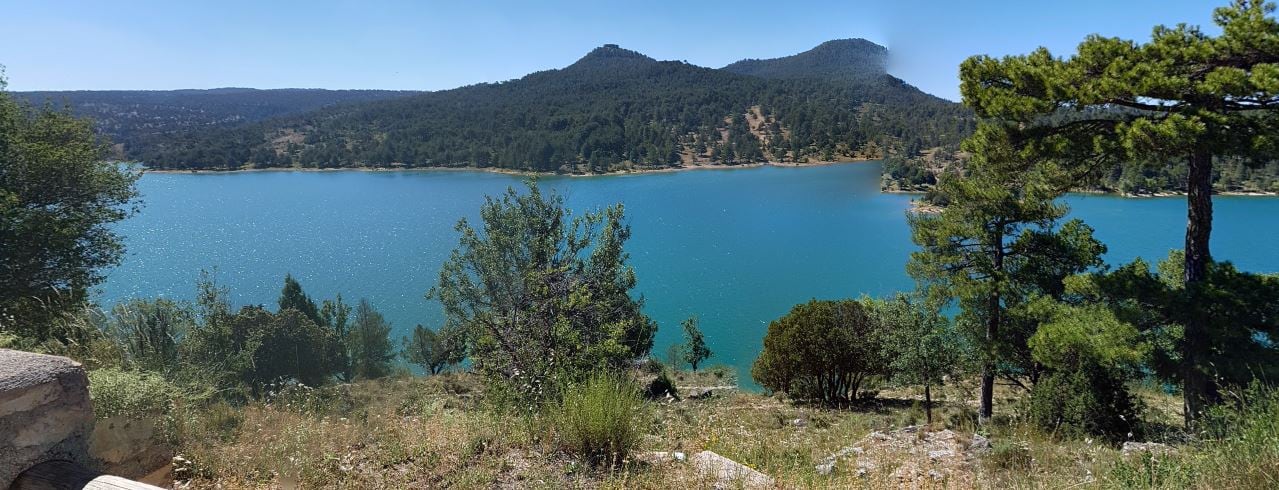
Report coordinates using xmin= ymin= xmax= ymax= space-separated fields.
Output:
xmin=636 ymin=450 xmax=686 ymax=465
xmin=0 ymin=349 xmax=94 ymax=488
xmin=1121 ymin=441 xmax=1175 ymax=456
xmin=691 ymin=450 xmax=775 ymax=489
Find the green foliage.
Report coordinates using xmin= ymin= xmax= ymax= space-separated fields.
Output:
xmin=123 ymin=43 xmax=970 ymax=171
xmin=959 ymin=1 xmax=1279 ymax=176
xmin=319 ymin=294 xmax=354 ymax=382
xmin=89 ymin=367 xmax=186 ymax=419
xmin=751 ymin=299 xmax=886 ymax=403
xmin=13 ymin=88 xmax=414 ymax=161
xmin=1022 ymin=299 xmax=1145 ymax=440
xmin=278 ymin=273 xmax=321 ymax=325
xmin=553 ymin=372 xmax=644 ymax=467
xmin=181 ymin=273 xmax=349 ymax=397
xmin=1026 ymin=367 xmax=1142 ymax=441
xmin=1078 ymin=251 xmax=1279 ymax=402
xmin=104 ymin=298 xmax=195 ymax=374
xmin=431 ymin=181 xmax=656 ymax=405
xmin=348 ymin=299 xmax=396 ymax=380
xmin=1106 ymin=383 xmax=1279 ymax=488
xmin=0 ymin=79 xmax=140 ymax=341
xmin=872 ymin=294 xmax=969 ymax=422
xmin=403 ymin=324 xmax=465 ymax=375
xmin=88 ymin=367 xmax=187 ymax=443
xmin=957 ymin=0 xmax=1279 ymax=421
xmin=678 ymin=316 xmax=712 ymax=371
xmin=908 ymin=161 xmax=1106 ymax=417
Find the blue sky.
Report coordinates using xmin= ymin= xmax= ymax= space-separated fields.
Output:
xmin=1 ymin=0 xmax=1224 ymax=100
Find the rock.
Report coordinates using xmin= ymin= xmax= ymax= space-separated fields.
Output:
xmin=0 ymin=349 xmax=94 ymax=488
xmin=636 ymin=451 xmax=686 ymax=465
xmin=928 ymin=469 xmax=944 ymax=481
xmin=691 ymin=450 xmax=775 ymax=489
xmin=1121 ymin=441 xmax=1175 ymax=456
xmin=928 ymin=449 xmax=954 ymax=460
xmin=970 ymin=434 xmax=990 ymax=451
xmin=815 ymin=461 xmax=835 ymax=475
xmin=91 ymin=415 xmax=173 ymax=480
xmin=687 ymin=388 xmax=715 ymax=400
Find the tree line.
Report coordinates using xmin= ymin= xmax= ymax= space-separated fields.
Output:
xmin=128 ymin=45 xmax=972 ymax=172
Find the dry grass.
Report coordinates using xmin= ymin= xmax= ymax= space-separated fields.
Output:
xmin=168 ymin=372 xmax=1260 ymax=489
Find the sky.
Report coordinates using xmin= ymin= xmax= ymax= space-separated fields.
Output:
xmin=0 ymin=0 xmax=1226 ymax=101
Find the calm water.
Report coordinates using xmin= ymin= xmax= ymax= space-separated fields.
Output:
xmin=100 ymin=163 xmax=1279 ymax=385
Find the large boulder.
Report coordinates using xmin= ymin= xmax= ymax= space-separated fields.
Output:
xmin=0 ymin=349 xmax=95 ymax=488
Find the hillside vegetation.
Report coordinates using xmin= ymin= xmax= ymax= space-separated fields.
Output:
xmin=94 ymin=40 xmax=974 ymax=172
xmin=13 ymin=88 xmax=416 ymax=160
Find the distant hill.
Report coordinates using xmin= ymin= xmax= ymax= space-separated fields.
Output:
xmin=25 ymin=41 xmax=974 ymax=172
xmin=721 ymin=39 xmax=888 ymax=80
xmin=13 ymin=88 xmax=417 ymax=158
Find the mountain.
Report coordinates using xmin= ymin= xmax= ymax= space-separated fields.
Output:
xmin=13 ymin=88 xmax=417 ymax=158
xmin=41 ymin=41 xmax=974 ymax=172
xmin=722 ymin=39 xmax=888 ymax=80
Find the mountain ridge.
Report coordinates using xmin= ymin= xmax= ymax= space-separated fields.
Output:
xmin=19 ymin=40 xmax=974 ymax=172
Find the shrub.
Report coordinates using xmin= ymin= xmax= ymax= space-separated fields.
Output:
xmin=751 ymin=299 xmax=886 ymax=403
xmin=88 ymin=368 xmax=186 ymax=443
xmin=643 ymin=370 xmax=677 ymax=400
xmin=554 ymin=372 xmax=644 ymax=467
xmin=1025 ymin=300 xmax=1145 ymax=440
xmin=1026 ymin=365 xmax=1141 ymax=441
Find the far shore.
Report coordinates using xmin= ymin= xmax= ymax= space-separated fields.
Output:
xmin=140 ymin=158 xmax=879 ymax=177
xmin=885 ymin=187 xmax=1278 ymax=199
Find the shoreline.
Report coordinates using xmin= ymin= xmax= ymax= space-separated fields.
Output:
xmin=140 ymin=158 xmax=878 ymax=177
xmin=884 ymin=188 xmax=1278 ymax=199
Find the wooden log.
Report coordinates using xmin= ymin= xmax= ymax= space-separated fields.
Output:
xmin=11 ymin=461 xmax=163 ymax=490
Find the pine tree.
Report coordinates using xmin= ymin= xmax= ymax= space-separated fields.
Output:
xmin=679 ymin=316 xmax=712 ymax=371
xmin=958 ymin=0 xmax=1279 ymax=423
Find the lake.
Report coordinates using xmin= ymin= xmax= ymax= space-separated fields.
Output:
xmin=100 ymin=163 xmax=1279 ymax=386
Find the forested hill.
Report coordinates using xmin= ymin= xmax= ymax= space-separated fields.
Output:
xmin=13 ymin=88 xmax=417 ymax=158
xmin=721 ymin=38 xmax=889 ymax=80
xmin=126 ymin=40 xmax=974 ymax=172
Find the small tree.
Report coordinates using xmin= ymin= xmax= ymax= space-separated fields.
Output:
xmin=751 ymin=299 xmax=886 ymax=403
xmin=320 ymin=294 xmax=354 ymax=382
xmin=349 ymin=299 xmax=395 ymax=380
xmin=278 ymin=274 xmax=321 ymax=325
xmin=874 ymin=294 xmax=967 ymax=425
xmin=430 ymin=181 xmax=657 ymax=405
xmin=679 ymin=316 xmax=712 ymax=371
xmin=403 ymin=324 xmax=465 ymax=375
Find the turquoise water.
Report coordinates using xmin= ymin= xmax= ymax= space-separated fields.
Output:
xmin=100 ymin=163 xmax=1279 ymax=385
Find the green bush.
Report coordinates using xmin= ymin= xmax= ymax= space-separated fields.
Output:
xmin=1025 ymin=300 xmax=1144 ymax=440
xmin=751 ymin=299 xmax=887 ymax=403
xmin=1026 ymin=365 xmax=1142 ymax=441
xmin=88 ymin=368 xmax=187 ymax=443
xmin=554 ymin=372 xmax=644 ymax=467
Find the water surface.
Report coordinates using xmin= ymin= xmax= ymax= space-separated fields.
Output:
xmin=101 ymin=164 xmax=1279 ymax=385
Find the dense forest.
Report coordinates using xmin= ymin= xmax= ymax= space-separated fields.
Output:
xmin=79 ymin=40 xmax=974 ymax=172
xmin=13 ymin=88 xmax=416 ymax=159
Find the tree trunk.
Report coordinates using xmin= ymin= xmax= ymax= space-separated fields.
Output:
xmin=1183 ymin=148 xmax=1215 ymax=426
xmin=981 ymin=230 xmax=1004 ymax=423
xmin=924 ymin=380 xmax=933 ymax=425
